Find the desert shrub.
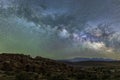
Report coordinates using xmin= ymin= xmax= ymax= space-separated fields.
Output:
xmin=1 ymin=62 xmax=13 ymax=71
xmin=47 ymin=73 xmax=69 ymax=80
xmin=15 ymin=71 xmax=31 ymax=80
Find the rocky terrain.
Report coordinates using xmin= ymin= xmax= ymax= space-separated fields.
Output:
xmin=0 ymin=53 xmax=83 ymax=80
xmin=0 ymin=53 xmax=120 ymax=80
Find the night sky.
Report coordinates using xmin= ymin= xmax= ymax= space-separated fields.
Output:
xmin=0 ymin=0 xmax=120 ymax=59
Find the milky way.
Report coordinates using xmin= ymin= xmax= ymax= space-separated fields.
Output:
xmin=0 ymin=0 xmax=120 ymax=59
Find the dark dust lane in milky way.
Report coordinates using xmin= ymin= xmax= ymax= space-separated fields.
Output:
xmin=0 ymin=0 xmax=120 ymax=59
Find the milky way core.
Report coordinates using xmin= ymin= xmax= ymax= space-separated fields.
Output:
xmin=0 ymin=0 xmax=120 ymax=59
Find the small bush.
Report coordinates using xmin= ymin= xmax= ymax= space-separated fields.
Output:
xmin=15 ymin=71 xmax=30 ymax=80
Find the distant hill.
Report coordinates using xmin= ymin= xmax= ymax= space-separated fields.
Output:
xmin=59 ymin=57 xmax=119 ymax=67
xmin=60 ymin=57 xmax=116 ymax=62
